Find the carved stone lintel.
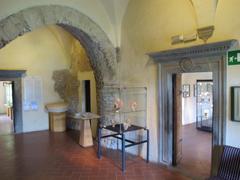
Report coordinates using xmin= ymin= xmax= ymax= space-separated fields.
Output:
xmin=148 ymin=40 xmax=238 ymax=62
xmin=179 ymin=58 xmax=193 ymax=72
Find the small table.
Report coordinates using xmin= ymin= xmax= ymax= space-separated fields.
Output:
xmin=69 ymin=112 xmax=100 ymax=147
xmin=97 ymin=124 xmax=149 ymax=172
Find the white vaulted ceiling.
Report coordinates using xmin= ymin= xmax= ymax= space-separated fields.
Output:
xmin=189 ymin=0 xmax=218 ymax=27
xmin=99 ymin=0 xmax=130 ymax=46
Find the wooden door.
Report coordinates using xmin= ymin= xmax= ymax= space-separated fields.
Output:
xmin=173 ymin=74 xmax=183 ymax=166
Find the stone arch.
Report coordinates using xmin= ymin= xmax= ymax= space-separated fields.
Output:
xmin=0 ymin=5 xmax=117 ymax=87
xmin=0 ymin=5 xmax=117 ymax=121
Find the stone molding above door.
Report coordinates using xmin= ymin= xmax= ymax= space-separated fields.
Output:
xmin=148 ymin=40 xmax=237 ymax=62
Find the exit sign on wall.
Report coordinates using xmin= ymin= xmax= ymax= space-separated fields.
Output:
xmin=228 ymin=50 xmax=240 ymax=65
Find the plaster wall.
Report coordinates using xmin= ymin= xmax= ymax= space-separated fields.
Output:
xmin=226 ymin=65 xmax=240 ymax=148
xmin=182 ymin=72 xmax=212 ymax=125
xmin=121 ymin=0 xmax=240 ymax=162
xmin=0 ymin=25 xmax=93 ymax=132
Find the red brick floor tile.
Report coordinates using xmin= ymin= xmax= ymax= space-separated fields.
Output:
xmin=0 ymin=131 xmax=191 ymax=180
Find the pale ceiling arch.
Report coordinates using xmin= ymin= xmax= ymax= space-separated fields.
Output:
xmin=188 ymin=0 xmax=219 ymax=27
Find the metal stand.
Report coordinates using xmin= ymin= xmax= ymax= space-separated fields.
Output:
xmin=97 ymin=124 xmax=149 ymax=172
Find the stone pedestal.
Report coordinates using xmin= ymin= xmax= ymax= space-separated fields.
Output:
xmin=45 ymin=102 xmax=68 ymax=132
xmin=79 ymin=119 xmax=93 ymax=147
xmin=68 ymin=112 xmax=100 ymax=147
xmin=49 ymin=112 xmax=66 ymax=132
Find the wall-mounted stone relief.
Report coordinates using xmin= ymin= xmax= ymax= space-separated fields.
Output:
xmin=52 ymin=69 xmax=80 ymax=113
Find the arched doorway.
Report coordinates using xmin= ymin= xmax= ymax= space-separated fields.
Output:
xmin=0 ymin=5 xmax=118 ymax=131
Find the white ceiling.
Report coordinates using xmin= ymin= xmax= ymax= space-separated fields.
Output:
xmin=99 ymin=0 xmax=130 ymax=46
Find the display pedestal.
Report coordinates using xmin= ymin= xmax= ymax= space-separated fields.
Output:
xmin=79 ymin=119 xmax=93 ymax=147
xmin=45 ymin=102 xmax=68 ymax=132
xmin=49 ymin=112 xmax=66 ymax=132
xmin=68 ymin=112 xmax=100 ymax=147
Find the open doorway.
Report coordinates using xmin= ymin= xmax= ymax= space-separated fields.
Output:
xmin=173 ymin=72 xmax=213 ymax=178
xmin=0 ymin=81 xmax=14 ymax=135
xmin=81 ymin=80 xmax=91 ymax=113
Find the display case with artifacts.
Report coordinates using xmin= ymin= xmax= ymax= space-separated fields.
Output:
xmin=98 ymin=86 xmax=149 ymax=172
xmin=196 ymin=80 xmax=213 ymax=132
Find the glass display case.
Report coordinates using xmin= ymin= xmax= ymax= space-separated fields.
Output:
xmin=100 ymin=86 xmax=147 ymax=130
xmin=98 ymin=86 xmax=149 ymax=171
xmin=196 ymin=80 xmax=213 ymax=132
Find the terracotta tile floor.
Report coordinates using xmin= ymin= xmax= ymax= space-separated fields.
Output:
xmin=0 ymin=131 xmax=190 ymax=180
xmin=176 ymin=123 xmax=212 ymax=179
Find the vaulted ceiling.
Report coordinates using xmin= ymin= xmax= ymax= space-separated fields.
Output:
xmin=189 ymin=0 xmax=218 ymax=27
xmin=99 ymin=0 xmax=130 ymax=46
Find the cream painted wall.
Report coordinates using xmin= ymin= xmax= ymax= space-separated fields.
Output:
xmin=0 ymin=25 xmax=93 ymax=132
xmin=182 ymin=72 xmax=212 ymax=125
xmin=226 ymin=66 xmax=240 ymax=148
xmin=121 ymin=0 xmax=240 ymax=162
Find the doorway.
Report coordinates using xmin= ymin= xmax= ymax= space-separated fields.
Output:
xmin=0 ymin=81 xmax=14 ymax=135
xmin=148 ymin=40 xmax=235 ymax=170
xmin=173 ymin=72 xmax=213 ymax=178
xmin=82 ymin=80 xmax=91 ymax=112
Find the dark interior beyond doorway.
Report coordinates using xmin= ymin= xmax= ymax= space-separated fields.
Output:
xmin=84 ymin=80 xmax=91 ymax=112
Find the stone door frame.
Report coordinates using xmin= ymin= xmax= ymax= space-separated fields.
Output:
xmin=148 ymin=40 xmax=238 ymax=165
xmin=0 ymin=70 xmax=26 ymax=133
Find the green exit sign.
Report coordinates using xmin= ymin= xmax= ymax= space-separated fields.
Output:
xmin=228 ymin=50 xmax=240 ymax=65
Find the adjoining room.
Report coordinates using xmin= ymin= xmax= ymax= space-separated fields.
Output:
xmin=178 ymin=72 xmax=213 ymax=178
xmin=0 ymin=81 xmax=14 ymax=135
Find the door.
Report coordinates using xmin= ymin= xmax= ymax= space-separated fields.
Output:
xmin=173 ymin=74 xmax=183 ymax=165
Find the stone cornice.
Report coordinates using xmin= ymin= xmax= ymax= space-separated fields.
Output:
xmin=148 ymin=40 xmax=238 ymax=62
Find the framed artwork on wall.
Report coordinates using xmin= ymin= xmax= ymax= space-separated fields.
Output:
xmin=182 ymin=84 xmax=190 ymax=98
xmin=231 ymin=86 xmax=240 ymax=122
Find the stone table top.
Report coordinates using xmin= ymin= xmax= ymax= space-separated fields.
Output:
xmin=68 ymin=112 xmax=100 ymax=120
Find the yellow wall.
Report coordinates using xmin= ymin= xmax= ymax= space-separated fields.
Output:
xmin=0 ymin=25 xmax=95 ymax=132
xmin=120 ymin=0 xmax=240 ymax=161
